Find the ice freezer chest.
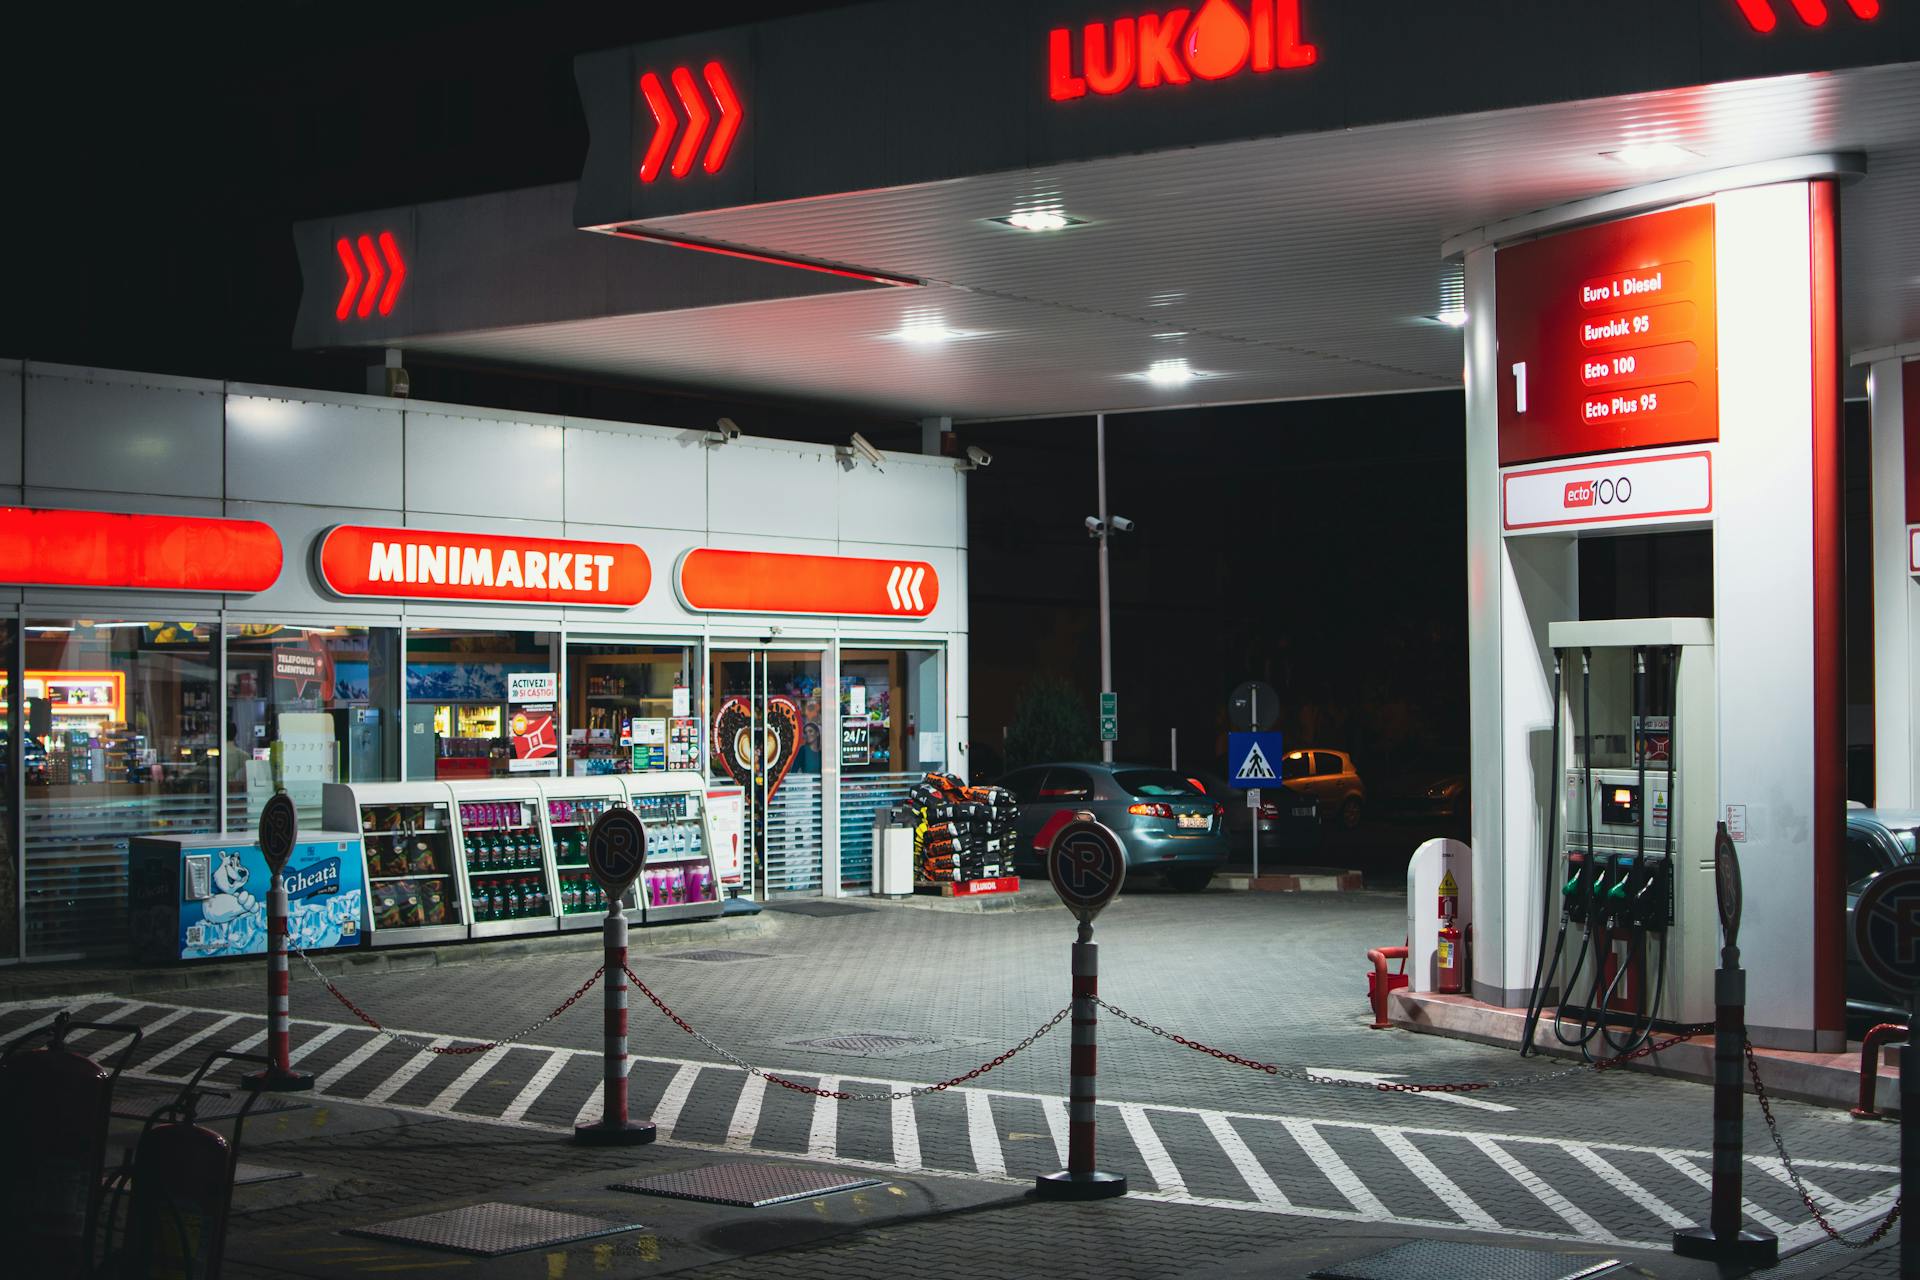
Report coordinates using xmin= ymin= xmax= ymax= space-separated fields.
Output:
xmin=129 ymin=831 xmax=367 ymax=963
xmin=323 ymin=781 xmax=469 ymax=946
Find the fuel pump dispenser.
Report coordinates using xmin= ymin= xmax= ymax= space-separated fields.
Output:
xmin=1522 ymin=619 xmax=1716 ymax=1057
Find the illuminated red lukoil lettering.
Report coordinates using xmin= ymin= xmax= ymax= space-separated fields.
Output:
xmin=1050 ymin=0 xmax=1316 ymax=101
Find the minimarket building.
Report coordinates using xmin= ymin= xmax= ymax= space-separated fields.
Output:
xmin=3 ymin=1 xmax=1920 ymax=1063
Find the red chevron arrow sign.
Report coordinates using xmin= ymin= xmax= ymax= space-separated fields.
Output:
xmin=334 ymin=231 xmax=407 ymax=321
xmin=1733 ymin=0 xmax=1879 ymax=31
xmin=640 ymin=61 xmax=744 ymax=182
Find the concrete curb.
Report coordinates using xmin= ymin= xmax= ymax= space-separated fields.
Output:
xmin=1390 ymin=988 xmax=1900 ymax=1113
xmin=1218 ymin=871 xmax=1366 ymax=893
xmin=0 ymin=911 xmax=779 ymax=1004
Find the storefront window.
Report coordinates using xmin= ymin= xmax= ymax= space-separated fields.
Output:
xmin=405 ymin=629 xmax=559 ymax=780
xmin=226 ymin=625 xmax=401 ymax=831
xmin=21 ymin=619 xmax=219 ymax=956
xmin=838 ymin=647 xmax=946 ymax=890
xmin=0 ymin=620 xmax=15 ymax=960
xmin=564 ymin=641 xmax=701 ymax=776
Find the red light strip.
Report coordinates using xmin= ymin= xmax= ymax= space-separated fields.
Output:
xmin=1787 ymin=0 xmax=1829 ymax=20
xmin=1849 ymin=0 xmax=1880 ymax=15
xmin=639 ymin=72 xmax=675 ymax=182
xmin=355 ymin=235 xmax=385 ymax=320
xmin=376 ymin=231 xmax=406 ymax=315
xmin=334 ymin=239 xmax=362 ymax=320
xmin=702 ymin=62 xmax=742 ymax=174
xmin=603 ymin=227 xmax=920 ymax=287
xmin=669 ymin=66 xmax=711 ymax=179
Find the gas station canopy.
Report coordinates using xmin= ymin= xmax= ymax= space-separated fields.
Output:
xmin=294 ymin=1 xmax=1920 ymax=418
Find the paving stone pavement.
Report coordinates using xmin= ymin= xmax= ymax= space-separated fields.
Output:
xmin=6 ymin=887 xmax=1903 ymax=1275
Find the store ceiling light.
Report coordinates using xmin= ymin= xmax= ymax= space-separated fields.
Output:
xmin=1602 ymin=141 xmax=1700 ymax=170
xmin=994 ymin=209 xmax=1084 ymax=232
xmin=1152 ymin=330 xmax=1189 ymax=340
xmin=890 ymin=317 xmax=979 ymax=345
xmin=1142 ymin=358 xmax=1197 ymax=386
xmin=1430 ymin=309 xmax=1470 ymax=328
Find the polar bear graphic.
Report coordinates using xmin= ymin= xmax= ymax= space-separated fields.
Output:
xmin=200 ymin=850 xmax=259 ymax=925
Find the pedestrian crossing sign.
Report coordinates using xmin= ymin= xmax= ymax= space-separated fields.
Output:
xmin=1228 ymin=732 xmax=1283 ymax=788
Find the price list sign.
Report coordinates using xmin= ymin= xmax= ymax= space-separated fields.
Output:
xmin=1496 ymin=204 xmax=1719 ymax=467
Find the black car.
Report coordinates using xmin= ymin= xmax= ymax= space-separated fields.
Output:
xmin=1187 ymin=769 xmax=1319 ymax=855
xmin=1846 ymin=809 xmax=1920 ymax=1033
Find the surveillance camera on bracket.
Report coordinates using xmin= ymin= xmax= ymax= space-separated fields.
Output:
xmin=1109 ymin=515 xmax=1135 ymax=533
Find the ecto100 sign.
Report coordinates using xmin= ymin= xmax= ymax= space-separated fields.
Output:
xmin=1496 ymin=205 xmax=1719 ymax=467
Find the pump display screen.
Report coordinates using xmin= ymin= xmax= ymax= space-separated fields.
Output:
xmin=1602 ymin=785 xmax=1640 ymax=826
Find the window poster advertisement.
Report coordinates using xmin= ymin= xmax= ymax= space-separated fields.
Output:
xmin=508 ymin=671 xmax=559 ymax=772
xmin=668 ymin=716 xmax=700 ymax=770
xmin=630 ymin=717 xmax=667 ymax=772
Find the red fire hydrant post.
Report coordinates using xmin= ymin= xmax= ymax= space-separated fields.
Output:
xmin=576 ymin=806 xmax=655 ymax=1146
xmin=247 ymin=793 xmax=312 ymax=1092
xmin=1035 ymin=814 xmax=1128 ymax=1200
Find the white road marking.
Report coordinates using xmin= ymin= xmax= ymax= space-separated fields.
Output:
xmin=286 ymin=1024 xmax=345 ymax=1066
xmin=1472 ymin=1134 xmax=1621 ymax=1242
xmin=1307 ymin=1067 xmax=1515 ymax=1112
xmin=500 ymin=1049 xmax=570 ymax=1124
xmin=1040 ymin=1096 xmax=1070 ymax=1167
xmin=312 ymin=1030 xmax=394 ymax=1092
xmin=807 ymin=1078 xmax=840 ymax=1160
xmin=1378 ymin=1130 xmax=1499 ymax=1230
xmin=1117 ymin=1104 xmax=1186 ymax=1196
xmin=1659 ymin=1152 xmax=1794 ymax=1235
xmin=891 ymin=1085 xmax=922 ymax=1171
xmin=139 ymin=1013 xmax=243 ymax=1075
xmin=725 ymin=1070 xmax=768 ymax=1149
xmin=1282 ymin=1118 xmax=1389 ymax=1218
xmin=650 ymin=1063 xmax=702 ymax=1139
xmin=429 ymin=1045 xmax=511 ymax=1113
xmin=82 ymin=1005 xmax=186 ymax=1062
xmin=362 ymin=1039 xmax=452 ymax=1105
xmin=1567 ymin=1143 xmax=1692 ymax=1229
xmin=1200 ymin=1112 xmax=1290 ymax=1208
xmin=964 ymin=1090 xmax=1006 ymax=1177
xmin=1751 ymin=1155 xmax=1851 ymax=1215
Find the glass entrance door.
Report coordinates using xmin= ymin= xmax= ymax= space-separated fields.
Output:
xmin=709 ymin=649 xmax=825 ymax=897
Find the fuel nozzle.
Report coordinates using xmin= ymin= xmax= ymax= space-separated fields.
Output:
xmin=1563 ymin=851 xmax=1593 ymax=924
xmin=1632 ymin=858 xmax=1672 ymax=932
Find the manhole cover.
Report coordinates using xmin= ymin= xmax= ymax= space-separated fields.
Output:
xmin=612 ymin=1161 xmax=884 ymax=1207
xmin=1310 ymin=1243 xmax=1621 ymax=1280
xmin=764 ymin=900 xmax=874 ymax=918
xmin=655 ymin=949 xmax=773 ymax=963
xmin=772 ymin=1029 xmax=984 ymax=1059
xmin=345 ymin=1203 xmax=642 ymax=1258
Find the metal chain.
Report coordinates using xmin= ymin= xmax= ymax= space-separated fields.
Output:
xmin=1096 ymin=996 xmax=1709 ymax=1093
xmin=1743 ymin=1037 xmax=1903 ymax=1250
xmin=293 ymin=946 xmax=603 ymax=1056
xmin=625 ymin=964 xmax=1068 ymax=1101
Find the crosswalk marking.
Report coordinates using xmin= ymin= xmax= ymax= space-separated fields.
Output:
xmin=430 ymin=1045 xmax=510 ymax=1113
xmin=1751 ymin=1155 xmax=1851 ymax=1216
xmin=141 ymin=1013 xmax=242 ymax=1075
xmin=1200 ymin=1112 xmax=1290 ymax=1209
xmin=964 ymin=1090 xmax=1005 ymax=1177
xmin=1117 ymin=1104 xmax=1186 ymax=1196
xmin=1567 ymin=1143 xmax=1692 ymax=1229
xmin=1283 ymin=1118 xmax=1389 ymax=1217
xmin=1472 ymin=1135 xmax=1618 ymax=1242
xmin=11 ymin=993 xmax=1900 ymax=1257
xmin=501 ymin=1050 xmax=569 ymax=1124
xmin=807 ymin=1078 xmax=840 ymax=1160
xmin=726 ymin=1071 xmax=768 ymax=1150
xmin=77 ymin=1004 xmax=183 ymax=1063
xmin=891 ymin=1085 xmax=923 ymax=1171
xmin=1378 ymin=1130 xmax=1499 ymax=1230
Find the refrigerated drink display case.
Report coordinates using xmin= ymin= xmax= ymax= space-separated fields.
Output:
xmin=539 ymin=777 xmax=638 ymax=929
xmin=623 ymin=771 xmax=723 ymax=925
xmin=129 ymin=831 xmax=367 ymax=962
xmin=322 ymin=782 xmax=468 ymax=946
xmin=454 ymin=783 xmax=557 ymax=938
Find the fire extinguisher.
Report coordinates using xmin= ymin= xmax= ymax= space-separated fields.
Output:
xmin=1436 ymin=922 xmax=1465 ymax=994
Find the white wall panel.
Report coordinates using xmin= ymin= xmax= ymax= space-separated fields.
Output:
xmin=25 ymin=488 xmax=223 ymax=518
xmin=0 ymin=365 xmax=21 ymax=487
xmin=564 ymin=426 xmax=708 ymax=531
xmin=1869 ymin=359 xmax=1913 ymax=808
xmin=708 ymin=442 xmax=838 ymax=539
xmin=26 ymin=372 xmax=223 ymax=498
xmin=223 ymin=500 xmax=405 ymax=617
xmin=837 ymin=457 xmax=962 ymax=548
xmin=554 ymin=522 xmax=705 ymax=629
xmin=405 ymin=411 xmax=564 ymax=520
xmin=227 ymin=395 xmax=403 ymax=509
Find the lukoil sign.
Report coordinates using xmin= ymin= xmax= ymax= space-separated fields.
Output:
xmin=1049 ymin=0 xmax=1316 ymax=101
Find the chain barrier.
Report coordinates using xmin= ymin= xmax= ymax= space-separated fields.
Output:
xmin=625 ymin=964 xmax=1068 ymax=1102
xmin=1095 ymin=996 xmax=1711 ymax=1094
xmin=1743 ymin=1038 xmax=1903 ymax=1251
xmin=293 ymin=946 xmax=603 ymax=1056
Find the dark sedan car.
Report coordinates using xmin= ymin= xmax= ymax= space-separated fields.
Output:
xmin=1846 ymin=808 xmax=1920 ymax=1033
xmin=997 ymin=762 xmax=1229 ymax=891
xmin=1187 ymin=768 xmax=1320 ymax=855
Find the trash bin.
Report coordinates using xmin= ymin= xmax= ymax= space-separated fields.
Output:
xmin=872 ymin=804 xmax=915 ymax=897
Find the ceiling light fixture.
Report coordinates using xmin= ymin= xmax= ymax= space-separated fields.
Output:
xmin=891 ymin=318 xmax=977 ymax=345
xmin=994 ymin=209 xmax=1084 ymax=232
xmin=1602 ymin=141 xmax=1699 ymax=170
xmin=1152 ymin=330 xmax=1188 ymax=340
xmin=1143 ymin=358 xmax=1197 ymax=386
xmin=1430 ymin=309 xmax=1470 ymax=329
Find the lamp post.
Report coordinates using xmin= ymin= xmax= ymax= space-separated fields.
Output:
xmin=1088 ymin=413 xmax=1133 ymax=763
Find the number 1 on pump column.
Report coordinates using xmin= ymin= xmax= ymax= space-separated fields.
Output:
xmin=1512 ymin=362 xmax=1528 ymax=413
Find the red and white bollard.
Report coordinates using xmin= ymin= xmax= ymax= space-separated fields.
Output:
xmin=1036 ymin=917 xmax=1126 ymax=1199
xmin=575 ymin=899 xmax=655 ymax=1146
xmin=246 ymin=873 xmax=312 ymax=1092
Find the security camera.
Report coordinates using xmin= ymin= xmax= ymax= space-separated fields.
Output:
xmin=1110 ymin=515 xmax=1135 ymax=533
xmin=850 ymin=432 xmax=885 ymax=469
xmin=965 ymin=445 xmax=992 ymax=468
xmin=1085 ymin=516 xmax=1105 ymax=537
xmin=714 ymin=416 xmax=742 ymax=442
